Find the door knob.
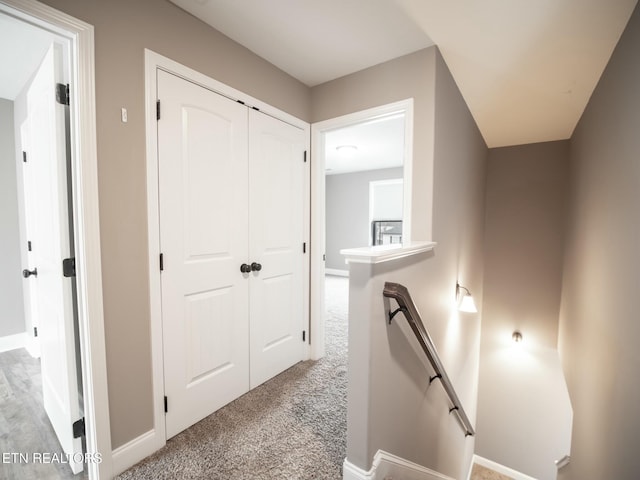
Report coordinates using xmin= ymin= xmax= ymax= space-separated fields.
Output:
xmin=251 ymin=262 xmax=262 ymax=272
xmin=23 ymin=268 xmax=38 ymax=278
xmin=240 ymin=263 xmax=251 ymax=273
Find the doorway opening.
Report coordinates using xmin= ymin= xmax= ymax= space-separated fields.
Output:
xmin=0 ymin=1 xmax=109 ymax=478
xmin=310 ymin=99 xmax=414 ymax=359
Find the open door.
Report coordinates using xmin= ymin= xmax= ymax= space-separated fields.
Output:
xmin=22 ymin=43 xmax=83 ymax=474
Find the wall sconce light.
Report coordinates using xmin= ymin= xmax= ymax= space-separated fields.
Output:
xmin=456 ymin=283 xmax=477 ymax=313
xmin=512 ymin=331 xmax=523 ymax=343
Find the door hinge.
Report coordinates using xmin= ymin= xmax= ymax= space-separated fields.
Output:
xmin=323 ymin=254 xmax=326 ymax=261
xmin=23 ymin=151 xmax=27 ymax=163
xmin=156 ymin=100 xmax=161 ymax=120
xmin=164 ymin=396 xmax=168 ymax=413
xmin=303 ymin=151 xmax=307 ymax=163
xmin=62 ymin=258 xmax=76 ymax=277
xmin=159 ymin=253 xmax=164 ymax=271
xmin=33 ymin=327 xmax=38 ymax=338
xmin=56 ymin=83 xmax=70 ymax=106
xmin=302 ymin=330 xmax=306 ymax=342
xmin=303 ymin=242 xmax=306 ymax=254
xmin=27 ymin=241 xmax=32 ymax=252
xmin=72 ymin=418 xmax=85 ymax=438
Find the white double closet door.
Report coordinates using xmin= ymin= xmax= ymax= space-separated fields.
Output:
xmin=157 ymin=70 xmax=307 ymax=438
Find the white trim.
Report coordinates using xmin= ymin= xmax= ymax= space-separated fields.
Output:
xmin=144 ymin=49 xmax=312 ymax=462
xmin=341 ymin=241 xmax=436 ymax=265
xmin=24 ymin=333 xmax=40 ymax=358
xmin=0 ymin=2 xmax=110 ymax=479
xmin=111 ymin=429 xmax=159 ymax=476
xmin=0 ymin=332 xmax=27 ymax=353
xmin=325 ymin=268 xmax=349 ymax=277
xmin=309 ymin=122 xmax=326 ymax=360
xmin=143 ymin=48 xmax=169 ymax=460
xmin=343 ymin=450 xmax=455 ymax=480
xmin=472 ymin=455 xmax=539 ymax=480
xmin=343 ymin=458 xmax=372 ymax=480
xmin=310 ymin=99 xmax=415 ymax=361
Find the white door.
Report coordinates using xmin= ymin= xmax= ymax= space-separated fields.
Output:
xmin=248 ymin=111 xmax=306 ymax=388
xmin=158 ymin=70 xmax=250 ymax=438
xmin=20 ymin=121 xmax=40 ymax=358
xmin=23 ymin=44 xmax=84 ymax=474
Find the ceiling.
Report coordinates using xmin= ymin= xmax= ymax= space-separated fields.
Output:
xmin=324 ymin=113 xmax=405 ymax=176
xmin=0 ymin=14 xmax=57 ymax=100
xmin=170 ymin=0 xmax=637 ymax=148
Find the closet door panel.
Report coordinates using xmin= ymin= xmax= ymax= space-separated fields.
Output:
xmin=158 ymin=70 xmax=250 ymax=438
xmin=248 ymin=110 xmax=306 ymax=388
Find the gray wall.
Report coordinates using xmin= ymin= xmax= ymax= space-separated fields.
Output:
xmin=325 ymin=167 xmax=402 ymax=271
xmin=0 ymin=99 xmax=25 ymax=338
xmin=41 ymin=0 xmax=310 ymax=450
xmin=477 ymin=141 xmax=572 ymax=478
xmin=326 ymin=47 xmax=487 ymax=478
xmin=558 ymin=4 xmax=640 ymax=479
xmin=482 ymin=142 xmax=569 ymax=349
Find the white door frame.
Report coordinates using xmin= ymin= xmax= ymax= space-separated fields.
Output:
xmin=309 ymin=100 xmax=414 ymax=359
xmin=0 ymin=0 xmax=110 ymax=478
xmin=144 ymin=49 xmax=310 ymax=455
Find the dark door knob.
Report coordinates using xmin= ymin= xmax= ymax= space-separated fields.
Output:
xmin=251 ymin=262 xmax=262 ymax=272
xmin=240 ymin=263 xmax=251 ymax=273
xmin=23 ymin=268 xmax=38 ymax=278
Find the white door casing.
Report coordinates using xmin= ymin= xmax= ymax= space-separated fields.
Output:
xmin=24 ymin=43 xmax=83 ymax=474
xmin=248 ymin=110 xmax=306 ymax=388
xmin=147 ymin=51 xmax=310 ymax=455
xmin=0 ymin=1 xmax=110 ymax=477
xmin=158 ymin=69 xmax=250 ymax=438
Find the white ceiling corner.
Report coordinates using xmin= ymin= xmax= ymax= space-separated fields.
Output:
xmin=176 ymin=0 xmax=636 ymax=147
xmin=169 ymin=0 xmax=435 ymax=86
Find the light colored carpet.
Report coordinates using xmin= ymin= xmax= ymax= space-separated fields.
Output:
xmin=470 ymin=463 xmax=513 ymax=480
xmin=118 ymin=275 xmax=348 ymax=480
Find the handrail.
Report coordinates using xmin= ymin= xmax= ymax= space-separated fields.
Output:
xmin=383 ymin=282 xmax=475 ymax=437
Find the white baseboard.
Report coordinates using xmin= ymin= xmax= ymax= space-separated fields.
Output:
xmin=25 ymin=335 xmax=40 ymax=358
xmin=344 ymin=450 xmax=455 ymax=480
xmin=0 ymin=332 xmax=27 ymax=353
xmin=343 ymin=458 xmax=372 ymax=480
xmin=472 ymin=455 xmax=538 ymax=480
xmin=111 ymin=428 xmax=164 ymax=476
xmin=326 ymin=268 xmax=349 ymax=277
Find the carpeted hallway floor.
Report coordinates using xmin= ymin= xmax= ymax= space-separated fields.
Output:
xmin=118 ymin=275 xmax=348 ymax=480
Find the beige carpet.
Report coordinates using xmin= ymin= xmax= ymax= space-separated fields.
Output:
xmin=118 ymin=275 xmax=348 ymax=480
xmin=470 ymin=463 xmax=513 ymax=480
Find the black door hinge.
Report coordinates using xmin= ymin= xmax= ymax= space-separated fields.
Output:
xmin=159 ymin=253 xmax=164 ymax=271
xmin=56 ymin=83 xmax=70 ymax=106
xmin=72 ymin=418 xmax=85 ymax=438
xmin=303 ymin=151 xmax=307 ymax=163
xmin=303 ymin=242 xmax=306 ymax=254
xmin=302 ymin=330 xmax=306 ymax=342
xmin=23 ymin=151 xmax=27 ymax=163
xmin=156 ymin=100 xmax=161 ymax=120
xmin=27 ymin=241 xmax=32 ymax=252
xmin=33 ymin=327 xmax=38 ymax=338
xmin=164 ymin=396 xmax=168 ymax=413
xmin=63 ymin=258 xmax=76 ymax=277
